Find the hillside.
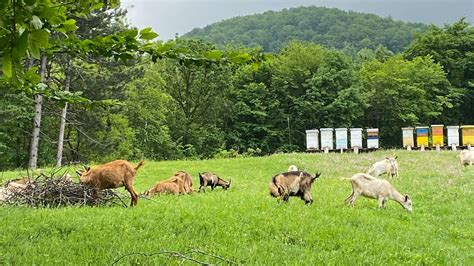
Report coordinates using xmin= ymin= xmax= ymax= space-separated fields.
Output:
xmin=184 ymin=6 xmax=428 ymax=52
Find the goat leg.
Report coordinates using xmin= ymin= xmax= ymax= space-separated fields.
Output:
xmin=344 ymin=191 xmax=354 ymax=203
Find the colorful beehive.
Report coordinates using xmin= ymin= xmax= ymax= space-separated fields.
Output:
xmin=402 ymin=127 xmax=414 ymax=148
xmin=461 ymin=125 xmax=474 ymax=146
xmin=335 ymin=128 xmax=348 ymax=149
xmin=305 ymin=129 xmax=319 ymax=150
xmin=431 ymin=125 xmax=444 ymax=146
xmin=366 ymin=128 xmax=379 ymax=149
xmin=415 ymin=127 xmax=429 ymax=147
xmin=320 ymin=128 xmax=334 ymax=150
xmin=350 ymin=128 xmax=363 ymax=148
xmin=447 ymin=126 xmax=460 ymax=146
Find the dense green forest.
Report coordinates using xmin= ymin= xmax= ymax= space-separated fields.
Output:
xmin=185 ymin=6 xmax=428 ymax=53
xmin=0 ymin=1 xmax=473 ymax=169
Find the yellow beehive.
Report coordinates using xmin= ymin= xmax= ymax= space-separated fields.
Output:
xmin=431 ymin=125 xmax=444 ymax=146
xmin=415 ymin=127 xmax=429 ymax=147
xmin=461 ymin=125 xmax=474 ymax=145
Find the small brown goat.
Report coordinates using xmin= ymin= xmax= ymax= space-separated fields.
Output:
xmin=269 ymin=171 xmax=321 ymax=204
xmin=198 ymin=172 xmax=231 ymax=192
xmin=78 ymin=160 xmax=144 ymax=207
xmin=144 ymin=176 xmax=186 ymax=196
xmin=144 ymin=171 xmax=194 ymax=196
xmin=174 ymin=171 xmax=194 ymax=193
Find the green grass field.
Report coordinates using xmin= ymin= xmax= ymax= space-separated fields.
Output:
xmin=0 ymin=150 xmax=472 ymax=264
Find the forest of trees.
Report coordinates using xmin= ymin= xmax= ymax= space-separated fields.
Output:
xmin=185 ymin=6 xmax=428 ymax=53
xmin=0 ymin=1 xmax=472 ymax=169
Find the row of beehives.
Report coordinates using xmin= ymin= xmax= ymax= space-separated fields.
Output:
xmin=402 ymin=125 xmax=474 ymax=150
xmin=305 ymin=128 xmax=379 ymax=152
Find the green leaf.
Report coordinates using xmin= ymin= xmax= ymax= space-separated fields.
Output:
xmin=2 ymin=53 xmax=12 ymax=77
xmin=228 ymin=52 xmax=252 ymax=64
xmin=25 ymin=67 xmax=41 ymax=84
xmin=125 ymin=29 xmax=138 ymax=38
xmin=119 ymin=52 xmax=134 ymax=60
xmin=91 ymin=2 xmax=104 ymax=10
xmin=204 ymin=50 xmax=223 ymax=60
xmin=16 ymin=30 xmax=29 ymax=59
xmin=31 ymin=15 xmax=43 ymax=29
xmin=62 ymin=19 xmax=77 ymax=32
xmin=28 ymin=29 xmax=49 ymax=59
xmin=29 ymin=42 xmax=40 ymax=59
xmin=0 ymin=28 xmax=10 ymax=37
xmin=139 ymin=27 xmax=158 ymax=40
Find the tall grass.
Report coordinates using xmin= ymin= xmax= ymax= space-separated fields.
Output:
xmin=0 ymin=150 xmax=472 ymax=264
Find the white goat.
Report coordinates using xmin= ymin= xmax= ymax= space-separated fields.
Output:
xmin=0 ymin=178 xmax=33 ymax=202
xmin=367 ymin=156 xmax=399 ymax=178
xmin=287 ymin=165 xmax=298 ymax=172
xmin=460 ymin=150 xmax=474 ymax=166
xmin=345 ymin=173 xmax=412 ymax=212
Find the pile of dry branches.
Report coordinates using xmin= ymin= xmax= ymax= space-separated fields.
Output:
xmin=0 ymin=171 xmax=127 ymax=208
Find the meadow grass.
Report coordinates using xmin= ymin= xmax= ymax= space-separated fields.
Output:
xmin=0 ymin=150 xmax=472 ymax=264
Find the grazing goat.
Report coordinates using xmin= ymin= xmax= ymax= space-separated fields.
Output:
xmin=345 ymin=173 xmax=412 ymax=212
xmin=198 ymin=172 xmax=231 ymax=192
xmin=269 ymin=171 xmax=321 ymax=204
xmin=287 ymin=165 xmax=298 ymax=172
xmin=144 ymin=171 xmax=194 ymax=196
xmin=78 ymin=160 xmax=144 ymax=207
xmin=367 ymin=156 xmax=399 ymax=178
xmin=460 ymin=149 xmax=474 ymax=166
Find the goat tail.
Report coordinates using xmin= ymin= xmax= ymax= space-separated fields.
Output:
xmin=135 ymin=160 xmax=145 ymax=171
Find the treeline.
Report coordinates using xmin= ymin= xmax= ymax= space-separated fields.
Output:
xmin=0 ymin=7 xmax=472 ymax=169
xmin=185 ymin=6 xmax=428 ymax=53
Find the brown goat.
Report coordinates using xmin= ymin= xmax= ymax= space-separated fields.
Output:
xmin=198 ymin=172 xmax=231 ymax=192
xmin=78 ymin=160 xmax=144 ymax=207
xmin=144 ymin=176 xmax=186 ymax=196
xmin=144 ymin=171 xmax=194 ymax=196
xmin=173 ymin=171 xmax=194 ymax=193
xmin=269 ymin=171 xmax=321 ymax=204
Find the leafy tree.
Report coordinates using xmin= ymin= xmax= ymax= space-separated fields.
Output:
xmin=124 ymin=62 xmax=179 ymax=160
xmin=360 ymin=56 xmax=456 ymax=146
xmin=226 ymin=42 xmax=365 ymax=153
xmin=153 ymin=39 xmax=232 ymax=157
xmin=270 ymin=42 xmax=365 ymax=151
xmin=224 ymin=62 xmax=278 ymax=153
xmin=405 ymin=19 xmax=474 ymax=123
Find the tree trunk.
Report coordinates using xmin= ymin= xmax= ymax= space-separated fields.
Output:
xmin=28 ymin=55 xmax=47 ymax=169
xmin=56 ymin=63 xmax=71 ymax=167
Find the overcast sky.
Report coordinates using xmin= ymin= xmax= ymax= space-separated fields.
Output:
xmin=121 ymin=0 xmax=473 ymax=40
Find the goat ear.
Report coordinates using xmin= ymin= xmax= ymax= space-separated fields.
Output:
xmin=86 ymin=167 xmax=91 ymax=172
xmin=76 ymin=170 xmax=82 ymax=177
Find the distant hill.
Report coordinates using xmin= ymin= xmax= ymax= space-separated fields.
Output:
xmin=184 ymin=6 xmax=428 ymax=52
